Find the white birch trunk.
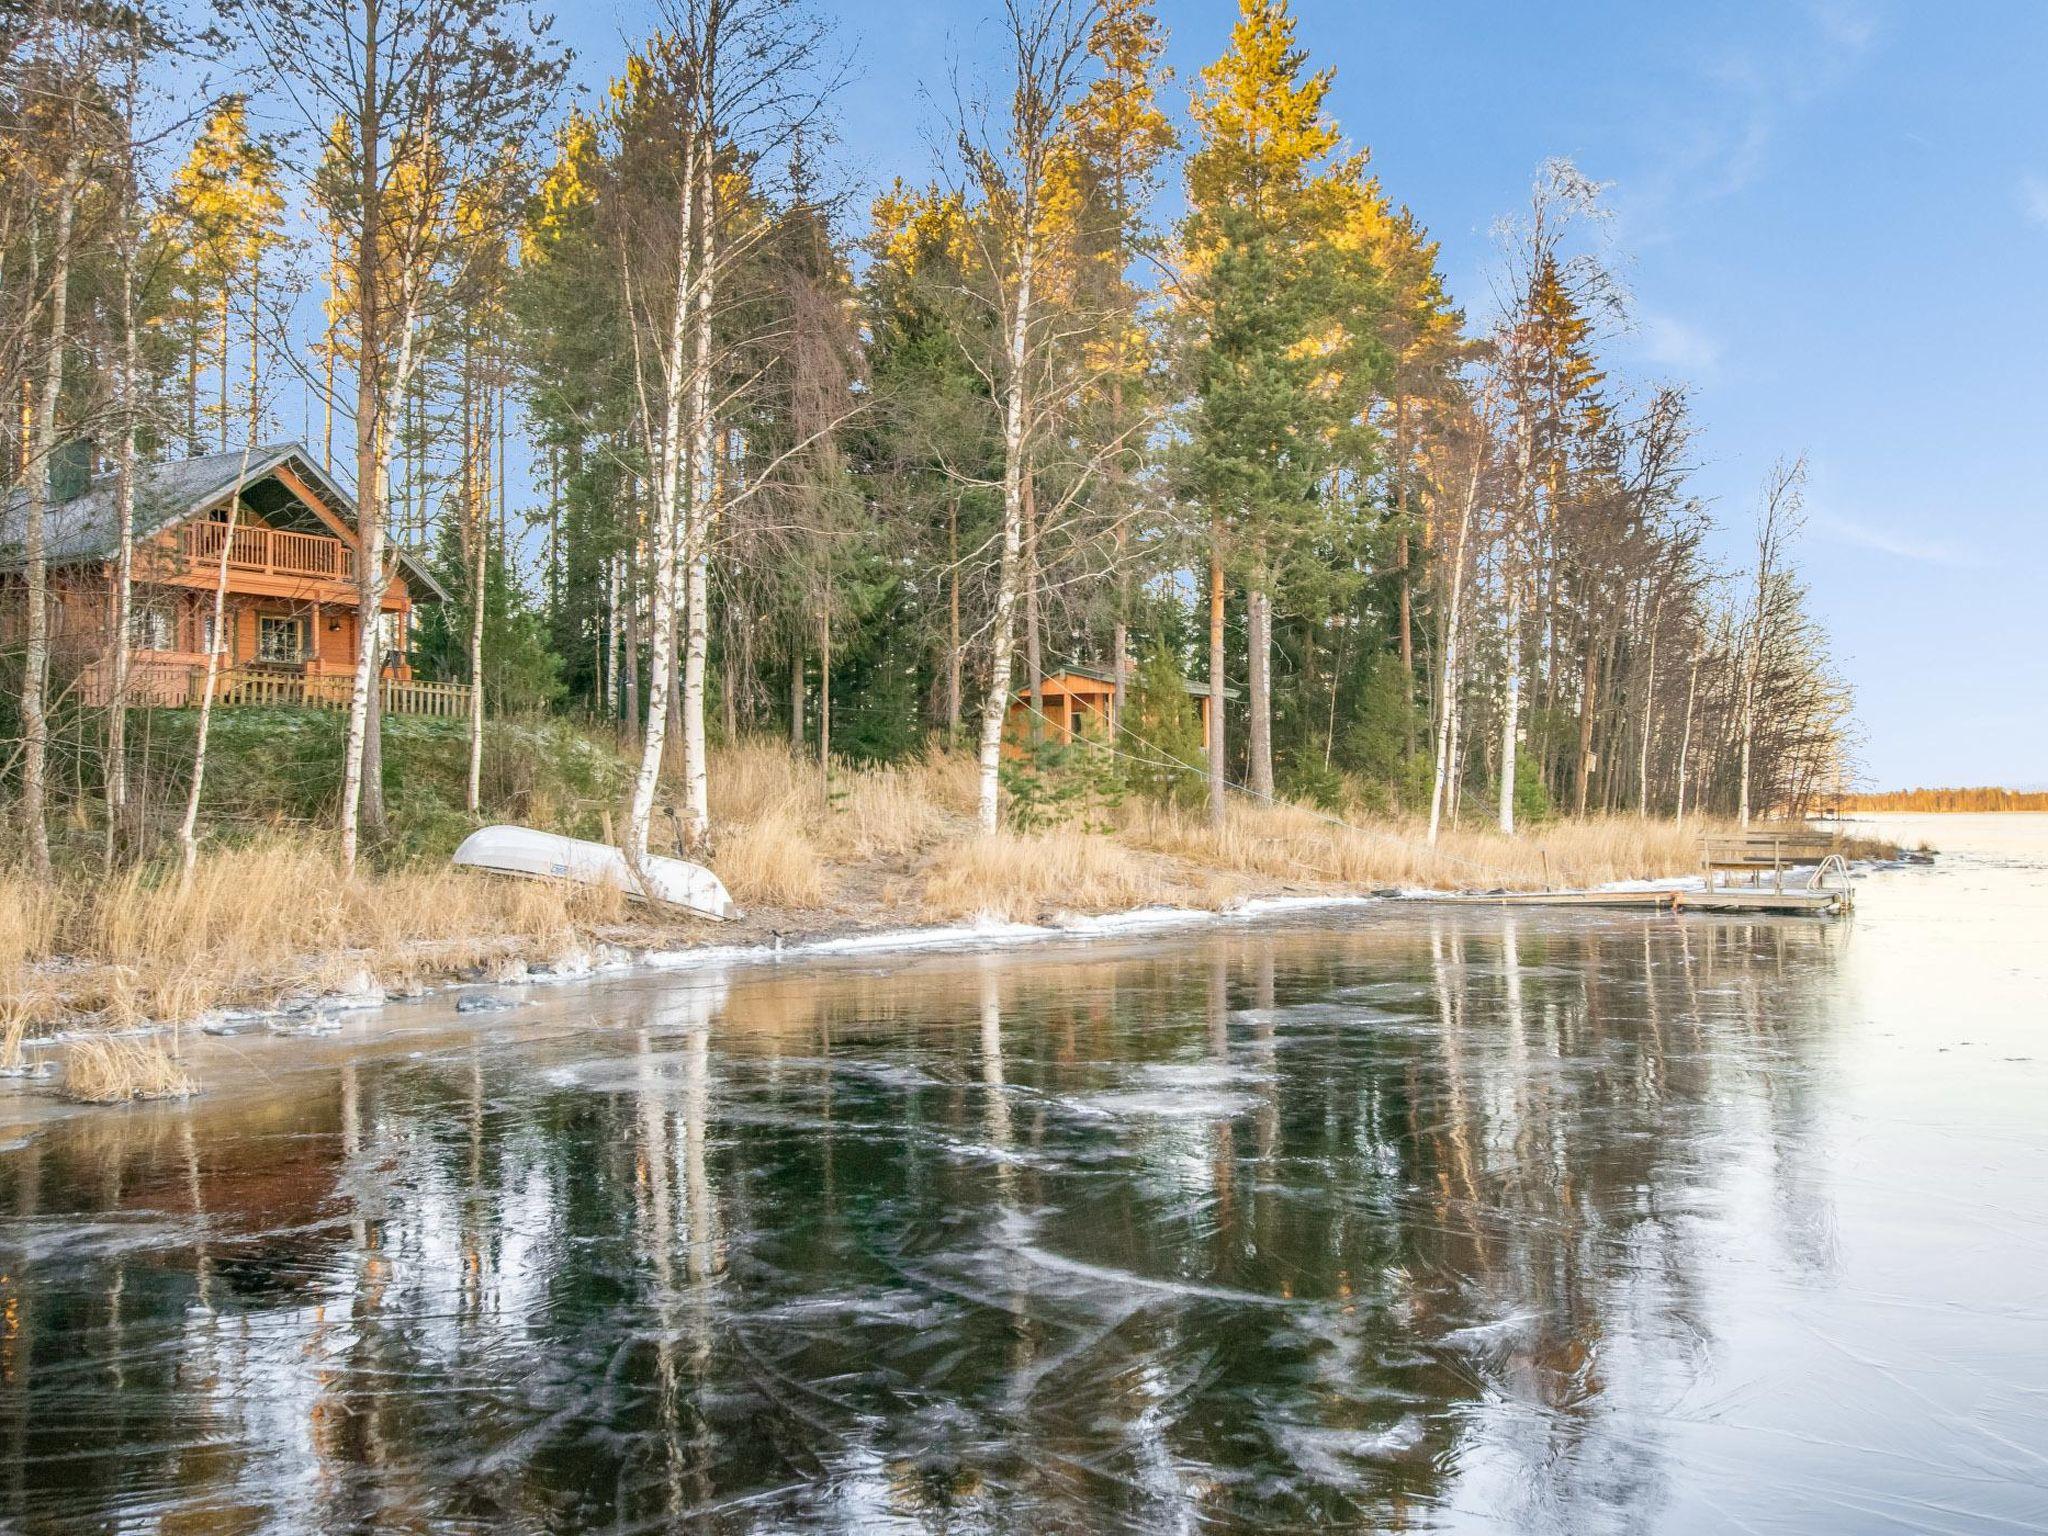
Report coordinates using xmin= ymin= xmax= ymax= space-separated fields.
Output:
xmin=1675 ymin=641 xmax=1701 ymax=829
xmin=974 ymin=208 xmax=1035 ymax=835
xmin=1247 ymin=583 xmax=1273 ymax=800
xmin=465 ymin=388 xmax=487 ymax=815
xmin=1737 ymin=577 xmax=1768 ymax=829
xmin=337 ymin=19 xmax=383 ymax=875
xmin=19 ymin=152 xmax=82 ymax=880
xmin=605 ymin=557 xmax=621 ymax=723
xmin=679 ymin=146 xmax=715 ymax=847
xmin=1497 ymin=588 xmax=1522 ymax=837
xmin=1637 ymin=589 xmax=1660 ymax=817
xmin=624 ymin=139 xmax=697 ymax=870
xmin=946 ymin=500 xmax=962 ymax=742
xmin=1427 ymin=454 xmax=1480 ymax=846
xmin=178 ymin=489 xmax=242 ymax=880
xmin=180 ymin=424 xmax=262 ymax=879
xmin=1206 ymin=534 xmax=1226 ymax=828
xmin=1737 ymin=606 xmax=1763 ymax=829
xmin=106 ymin=207 xmax=140 ymax=847
xmin=338 ymin=318 xmax=412 ymax=871
xmin=1497 ymin=387 xmax=1535 ymax=840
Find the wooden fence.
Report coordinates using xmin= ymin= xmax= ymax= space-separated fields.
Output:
xmin=217 ymin=670 xmax=472 ymax=719
xmin=76 ymin=659 xmax=472 ymax=718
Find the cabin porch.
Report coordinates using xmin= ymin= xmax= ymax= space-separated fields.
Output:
xmin=67 ymin=585 xmax=468 ymax=719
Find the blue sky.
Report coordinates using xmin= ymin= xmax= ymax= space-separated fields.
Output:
xmin=552 ymin=0 xmax=2046 ymax=789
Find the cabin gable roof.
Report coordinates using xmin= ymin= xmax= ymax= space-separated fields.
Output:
xmin=0 ymin=443 xmax=448 ymax=602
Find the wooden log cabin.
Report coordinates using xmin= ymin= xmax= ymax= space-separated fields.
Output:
xmin=1006 ymin=665 xmax=1230 ymax=751
xmin=0 ymin=443 xmax=467 ymax=718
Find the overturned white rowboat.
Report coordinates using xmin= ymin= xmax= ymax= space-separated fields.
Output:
xmin=452 ymin=825 xmax=739 ymax=921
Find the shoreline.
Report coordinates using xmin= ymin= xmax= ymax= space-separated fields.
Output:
xmin=1 ymin=852 xmax=1908 ymax=1103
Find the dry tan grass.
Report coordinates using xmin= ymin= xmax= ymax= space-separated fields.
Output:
xmin=0 ymin=871 xmax=69 ymax=1067
xmin=94 ymin=840 xmax=620 ymax=978
xmin=707 ymin=738 xmax=973 ymax=873
xmin=716 ymin=810 xmax=828 ymax=908
xmin=5 ymin=837 xmax=623 ymax=1040
xmin=921 ymin=832 xmax=1172 ymax=922
xmin=0 ymin=872 xmax=62 ymax=972
xmin=1122 ymin=801 xmax=1718 ymax=893
xmin=62 ymin=1035 xmax=196 ymax=1104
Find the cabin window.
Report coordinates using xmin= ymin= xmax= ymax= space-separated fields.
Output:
xmin=129 ymin=602 xmax=173 ymax=651
xmin=257 ymin=614 xmax=305 ymax=663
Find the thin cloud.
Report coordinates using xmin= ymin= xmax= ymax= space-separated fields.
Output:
xmin=1639 ymin=312 xmax=1724 ymax=374
xmin=1624 ymin=1 xmax=1881 ymax=240
xmin=1809 ymin=0 xmax=1879 ymax=54
xmin=1814 ymin=512 xmax=1974 ymax=567
xmin=2019 ymin=173 xmax=2048 ymax=230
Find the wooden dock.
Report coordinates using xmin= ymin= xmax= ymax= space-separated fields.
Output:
xmin=1415 ymin=886 xmax=1849 ymax=916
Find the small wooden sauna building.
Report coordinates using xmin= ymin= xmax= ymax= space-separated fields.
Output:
xmin=1006 ymin=665 xmax=1229 ymax=750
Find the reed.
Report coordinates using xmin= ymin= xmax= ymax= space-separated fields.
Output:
xmin=716 ymin=810 xmax=828 ymax=907
xmin=0 ymin=838 xmax=622 ymax=1037
xmin=1122 ymin=801 xmax=1721 ymax=892
xmin=921 ymin=832 xmax=1172 ymax=922
xmin=62 ymin=1035 xmax=195 ymax=1104
xmin=706 ymin=739 xmax=972 ymax=885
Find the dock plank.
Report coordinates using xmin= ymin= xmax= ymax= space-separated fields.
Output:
xmin=1414 ymin=887 xmax=1847 ymax=916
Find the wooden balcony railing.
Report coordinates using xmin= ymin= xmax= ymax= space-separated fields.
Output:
xmin=178 ymin=521 xmax=357 ymax=582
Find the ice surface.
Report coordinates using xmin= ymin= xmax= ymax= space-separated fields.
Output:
xmin=3 ymin=817 xmax=2045 ymax=1533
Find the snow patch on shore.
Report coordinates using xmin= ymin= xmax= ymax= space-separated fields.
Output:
xmin=636 ymin=893 xmax=1393 ymax=976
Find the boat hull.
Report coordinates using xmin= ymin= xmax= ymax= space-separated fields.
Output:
xmin=452 ymin=825 xmax=738 ymax=921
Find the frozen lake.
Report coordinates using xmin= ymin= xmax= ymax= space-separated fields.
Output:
xmin=2 ymin=815 xmax=2044 ymax=1531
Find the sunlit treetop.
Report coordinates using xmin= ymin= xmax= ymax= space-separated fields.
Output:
xmin=1065 ymin=0 xmax=1176 ymax=245
xmin=522 ymin=108 xmax=601 ymax=263
xmin=869 ymin=179 xmax=975 ymax=281
xmin=1186 ymin=0 xmax=1341 ymax=231
xmin=167 ymin=96 xmax=286 ymax=282
xmin=1511 ymin=250 xmax=1609 ymax=443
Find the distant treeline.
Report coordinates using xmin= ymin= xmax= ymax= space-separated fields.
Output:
xmin=1835 ymin=787 xmax=2048 ymax=812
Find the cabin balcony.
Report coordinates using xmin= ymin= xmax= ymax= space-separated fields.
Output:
xmin=175 ymin=521 xmax=357 ymax=582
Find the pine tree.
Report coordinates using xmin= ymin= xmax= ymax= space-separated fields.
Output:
xmin=1180 ymin=0 xmax=1378 ymax=817
xmin=166 ymin=97 xmax=285 ymax=452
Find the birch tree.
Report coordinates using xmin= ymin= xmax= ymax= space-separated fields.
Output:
xmin=1737 ymin=456 xmax=1805 ymax=827
xmin=1426 ymin=382 xmax=1497 ymax=844
xmin=7 ymin=8 xmax=116 ymax=878
xmin=100 ymin=25 xmax=144 ymax=855
xmin=957 ymin=0 xmax=1102 ymax=834
xmin=1489 ymin=158 xmax=1616 ymax=833
xmin=228 ymin=0 xmax=564 ymax=872
xmin=613 ymin=0 xmax=830 ymax=865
